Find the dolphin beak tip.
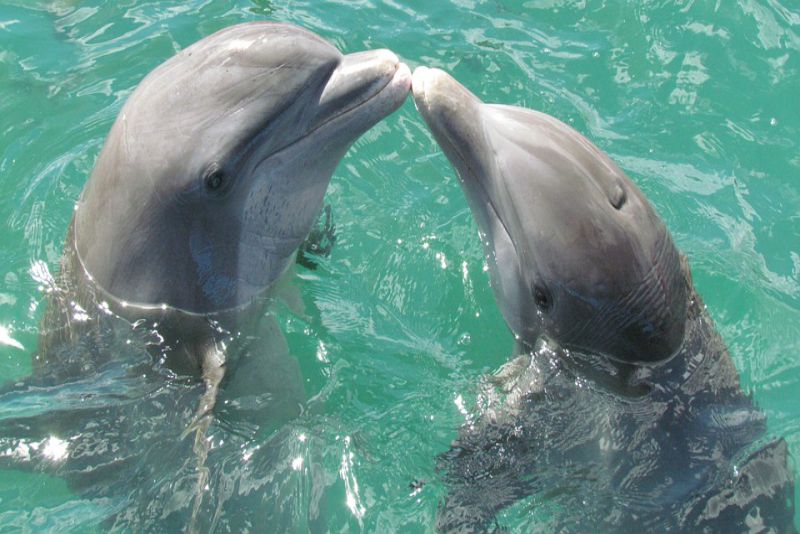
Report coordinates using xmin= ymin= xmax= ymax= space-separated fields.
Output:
xmin=397 ymin=62 xmax=412 ymax=91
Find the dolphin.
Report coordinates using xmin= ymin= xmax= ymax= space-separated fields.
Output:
xmin=0 ymin=22 xmax=410 ymax=531
xmin=57 ymin=22 xmax=410 ymax=415
xmin=412 ymin=67 xmax=795 ymax=532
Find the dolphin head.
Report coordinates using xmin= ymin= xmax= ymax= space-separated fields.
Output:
xmin=73 ymin=22 xmax=410 ymax=314
xmin=413 ymin=67 xmax=687 ymax=364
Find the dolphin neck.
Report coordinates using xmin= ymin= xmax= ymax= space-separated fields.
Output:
xmin=523 ymin=280 xmax=741 ymax=401
xmin=41 ymin=222 xmax=271 ymax=376
xmin=68 ymin=218 xmax=283 ymax=322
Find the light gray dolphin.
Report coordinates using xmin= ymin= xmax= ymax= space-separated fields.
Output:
xmin=412 ymin=67 xmax=795 ymax=532
xmin=1 ymin=22 xmax=410 ymax=531
xmin=51 ymin=21 xmax=410 ymax=400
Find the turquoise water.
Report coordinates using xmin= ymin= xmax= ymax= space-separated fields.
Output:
xmin=0 ymin=0 xmax=798 ymax=531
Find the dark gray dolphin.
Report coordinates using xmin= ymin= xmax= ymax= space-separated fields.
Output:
xmin=1 ymin=22 xmax=410 ymax=531
xmin=412 ymin=67 xmax=795 ymax=532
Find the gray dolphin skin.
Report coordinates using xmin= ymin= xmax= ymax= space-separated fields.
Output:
xmin=412 ymin=67 xmax=795 ymax=532
xmin=52 ymin=22 xmax=410 ymax=384
xmin=76 ymin=22 xmax=410 ymax=318
xmin=0 ymin=22 xmax=410 ymax=531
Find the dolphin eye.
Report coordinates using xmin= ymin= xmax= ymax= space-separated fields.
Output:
xmin=533 ymin=285 xmax=552 ymax=311
xmin=203 ymin=164 xmax=228 ymax=193
xmin=610 ymin=183 xmax=627 ymax=210
xmin=206 ymin=171 xmax=224 ymax=190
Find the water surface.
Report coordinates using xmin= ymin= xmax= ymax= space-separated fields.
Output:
xmin=0 ymin=0 xmax=798 ymax=531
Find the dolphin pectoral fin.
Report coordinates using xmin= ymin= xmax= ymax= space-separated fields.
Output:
xmin=180 ymin=342 xmax=226 ymax=441
xmin=296 ymin=204 xmax=336 ymax=271
xmin=180 ymin=341 xmax=226 ymax=534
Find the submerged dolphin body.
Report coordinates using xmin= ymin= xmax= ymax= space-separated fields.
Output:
xmin=412 ymin=67 xmax=795 ymax=532
xmin=0 ymin=22 xmax=410 ymax=530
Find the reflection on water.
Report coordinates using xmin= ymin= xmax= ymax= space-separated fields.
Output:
xmin=0 ymin=0 xmax=798 ymax=531
xmin=341 ymin=435 xmax=366 ymax=523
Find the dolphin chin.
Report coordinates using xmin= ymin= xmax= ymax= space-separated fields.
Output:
xmin=412 ymin=67 xmax=795 ymax=532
